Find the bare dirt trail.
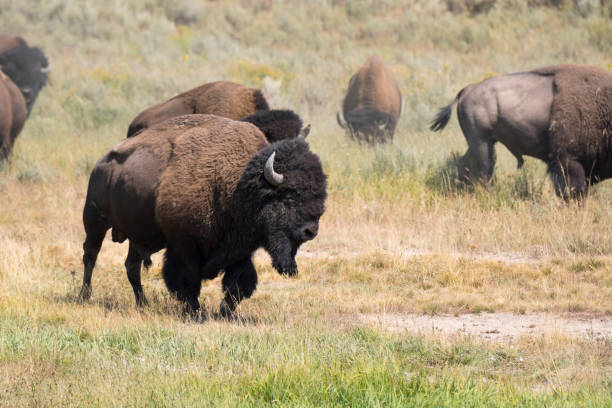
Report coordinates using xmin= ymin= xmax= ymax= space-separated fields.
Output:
xmin=359 ymin=312 xmax=612 ymax=342
xmin=256 ymin=248 xmax=611 ymax=342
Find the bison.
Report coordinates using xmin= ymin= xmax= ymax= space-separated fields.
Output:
xmin=126 ymin=81 xmax=270 ymax=137
xmin=0 ymin=44 xmax=50 ymax=115
xmin=0 ymin=71 xmax=26 ymax=160
xmin=430 ymin=64 xmax=612 ymax=199
xmin=0 ymin=35 xmax=27 ymax=54
xmin=336 ymin=55 xmax=402 ymax=144
xmin=0 ymin=44 xmax=49 ymax=159
xmin=80 ymin=111 xmax=326 ymax=317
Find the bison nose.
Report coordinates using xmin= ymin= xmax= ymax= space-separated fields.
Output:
xmin=300 ymin=223 xmax=318 ymax=242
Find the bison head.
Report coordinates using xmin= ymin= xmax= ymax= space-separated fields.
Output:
xmin=0 ymin=45 xmax=49 ymax=115
xmin=235 ymin=137 xmax=327 ymax=276
xmin=339 ymin=108 xmax=394 ymax=144
xmin=241 ymin=109 xmax=305 ymax=143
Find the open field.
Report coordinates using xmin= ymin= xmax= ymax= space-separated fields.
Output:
xmin=0 ymin=0 xmax=611 ymax=406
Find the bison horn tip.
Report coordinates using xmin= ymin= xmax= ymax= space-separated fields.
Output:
xmin=299 ymin=124 xmax=311 ymax=139
xmin=264 ymin=151 xmax=284 ymax=186
xmin=336 ymin=112 xmax=346 ymax=129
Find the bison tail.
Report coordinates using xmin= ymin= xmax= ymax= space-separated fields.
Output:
xmin=336 ymin=112 xmax=346 ymax=129
xmin=430 ymin=103 xmax=454 ymax=132
xmin=430 ymin=89 xmax=463 ymax=132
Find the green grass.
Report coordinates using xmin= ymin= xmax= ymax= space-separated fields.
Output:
xmin=0 ymin=0 xmax=611 ymax=406
xmin=1 ymin=308 xmax=610 ymax=407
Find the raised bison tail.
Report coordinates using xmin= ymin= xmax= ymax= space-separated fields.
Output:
xmin=429 ymin=88 xmax=464 ymax=132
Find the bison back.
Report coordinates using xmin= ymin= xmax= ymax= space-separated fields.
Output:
xmin=343 ymin=56 xmax=401 ymax=121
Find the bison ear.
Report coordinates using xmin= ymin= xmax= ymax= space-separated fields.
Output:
xmin=264 ymin=151 xmax=284 ymax=187
xmin=299 ymin=124 xmax=311 ymax=139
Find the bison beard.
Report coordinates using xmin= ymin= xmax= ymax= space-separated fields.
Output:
xmin=158 ymin=137 xmax=327 ymax=317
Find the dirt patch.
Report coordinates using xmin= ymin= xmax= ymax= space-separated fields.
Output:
xmin=358 ymin=312 xmax=612 ymax=342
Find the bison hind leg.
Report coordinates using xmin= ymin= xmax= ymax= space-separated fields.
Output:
xmin=125 ymin=243 xmax=148 ymax=307
xmin=80 ymin=202 xmax=109 ymax=302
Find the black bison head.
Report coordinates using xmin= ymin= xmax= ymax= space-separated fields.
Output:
xmin=340 ymin=108 xmax=395 ymax=144
xmin=0 ymin=45 xmax=49 ymax=114
xmin=241 ymin=109 xmax=306 ymax=143
xmin=235 ymin=137 xmax=327 ymax=276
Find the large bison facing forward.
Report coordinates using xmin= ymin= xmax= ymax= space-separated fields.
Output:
xmin=337 ymin=55 xmax=402 ymax=143
xmin=126 ymin=81 xmax=269 ymax=137
xmin=0 ymin=43 xmax=49 ymax=159
xmin=431 ymin=64 xmax=612 ymax=199
xmin=80 ymin=112 xmax=326 ymax=317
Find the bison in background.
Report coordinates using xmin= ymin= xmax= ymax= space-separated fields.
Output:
xmin=0 ymin=71 xmax=26 ymax=160
xmin=337 ymin=55 xmax=402 ymax=144
xmin=431 ymin=64 xmax=612 ymax=199
xmin=0 ymin=35 xmax=27 ymax=54
xmin=0 ymin=41 xmax=49 ymax=160
xmin=80 ymin=111 xmax=326 ymax=318
xmin=126 ymin=81 xmax=270 ymax=137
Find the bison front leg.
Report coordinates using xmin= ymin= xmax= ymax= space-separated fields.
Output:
xmin=220 ymin=257 xmax=258 ymax=318
xmin=548 ymin=159 xmax=587 ymax=200
xmin=162 ymin=243 xmax=202 ymax=318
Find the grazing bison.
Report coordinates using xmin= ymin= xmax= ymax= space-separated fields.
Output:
xmin=0 ymin=44 xmax=50 ymax=114
xmin=431 ymin=64 xmax=612 ymax=199
xmin=80 ymin=112 xmax=326 ymax=317
xmin=126 ymin=81 xmax=270 ymax=137
xmin=0 ymin=44 xmax=49 ymax=159
xmin=0 ymin=35 xmax=27 ymax=54
xmin=0 ymin=71 xmax=26 ymax=160
xmin=337 ymin=55 xmax=402 ymax=143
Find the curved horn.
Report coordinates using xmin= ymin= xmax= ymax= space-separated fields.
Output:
xmin=264 ymin=151 xmax=284 ymax=187
xmin=299 ymin=124 xmax=310 ymax=139
xmin=40 ymin=63 xmax=51 ymax=74
xmin=336 ymin=112 xmax=346 ymax=129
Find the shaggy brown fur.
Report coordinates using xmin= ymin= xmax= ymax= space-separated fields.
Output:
xmin=155 ymin=116 xmax=268 ymax=242
xmin=338 ymin=55 xmax=402 ymax=143
xmin=127 ymin=81 xmax=269 ymax=137
xmin=535 ymin=64 xmax=612 ymax=170
xmin=0 ymin=36 xmax=26 ymax=54
xmin=0 ymin=71 xmax=27 ymax=160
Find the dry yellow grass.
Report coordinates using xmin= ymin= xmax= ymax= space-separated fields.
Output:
xmin=0 ymin=0 xmax=611 ymax=406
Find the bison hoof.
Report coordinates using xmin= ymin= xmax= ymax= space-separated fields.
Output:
xmin=219 ymin=299 xmax=236 ymax=319
xmin=135 ymin=295 xmax=148 ymax=308
xmin=78 ymin=285 xmax=91 ymax=302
